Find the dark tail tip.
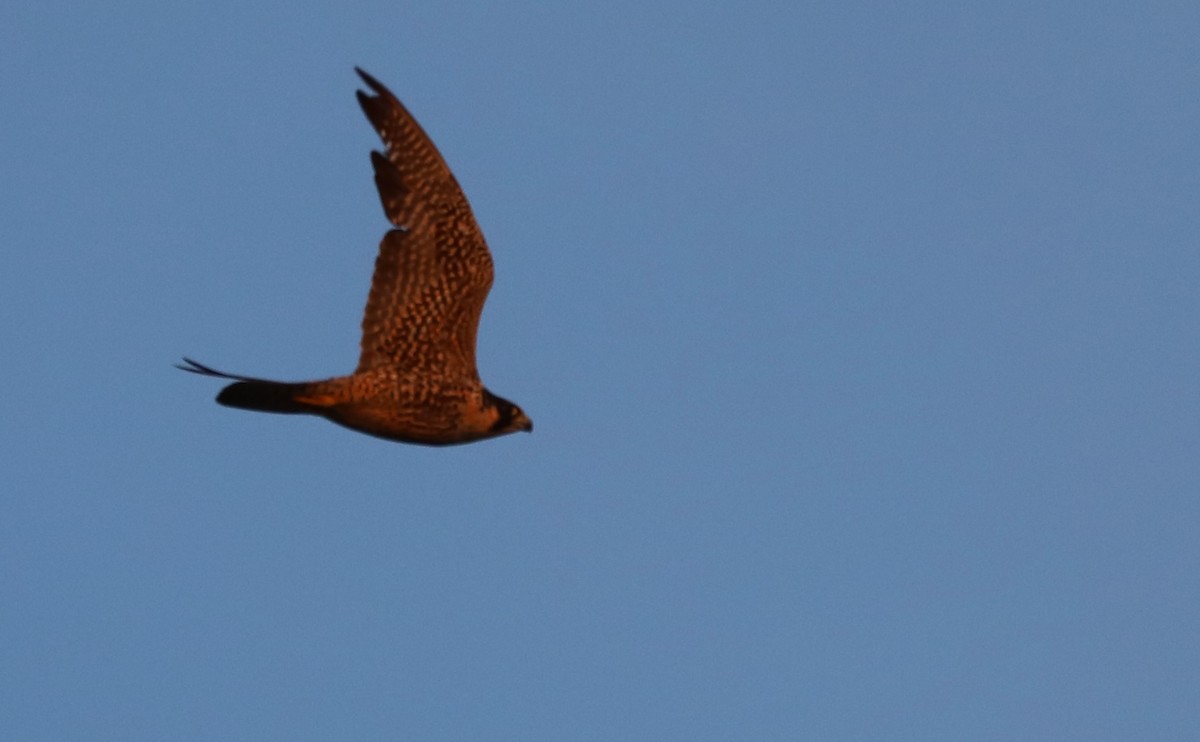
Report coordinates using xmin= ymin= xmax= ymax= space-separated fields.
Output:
xmin=216 ymin=380 xmax=306 ymax=415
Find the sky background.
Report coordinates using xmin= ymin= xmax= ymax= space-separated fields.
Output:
xmin=2 ymin=2 xmax=1198 ymax=740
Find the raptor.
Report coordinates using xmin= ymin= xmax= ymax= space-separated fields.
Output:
xmin=179 ymin=68 xmax=532 ymax=445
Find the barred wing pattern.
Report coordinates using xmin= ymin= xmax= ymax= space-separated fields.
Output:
xmin=354 ymin=68 xmax=494 ymax=380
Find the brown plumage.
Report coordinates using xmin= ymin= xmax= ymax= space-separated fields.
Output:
xmin=178 ymin=68 xmax=531 ymax=446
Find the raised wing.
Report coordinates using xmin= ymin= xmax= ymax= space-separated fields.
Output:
xmin=353 ymin=68 xmax=494 ymax=379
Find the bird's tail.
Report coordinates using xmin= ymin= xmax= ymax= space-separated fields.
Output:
xmin=176 ymin=358 xmax=323 ymax=415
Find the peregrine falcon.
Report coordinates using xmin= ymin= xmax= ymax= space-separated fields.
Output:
xmin=179 ymin=68 xmax=532 ymax=446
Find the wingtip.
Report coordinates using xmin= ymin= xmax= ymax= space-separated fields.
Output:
xmin=176 ymin=357 xmax=208 ymax=375
xmin=175 ymin=357 xmax=239 ymax=379
xmin=354 ymin=66 xmax=384 ymax=94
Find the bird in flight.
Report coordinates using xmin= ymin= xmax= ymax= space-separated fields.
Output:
xmin=179 ymin=68 xmax=532 ymax=446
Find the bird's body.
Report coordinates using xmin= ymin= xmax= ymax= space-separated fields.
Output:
xmin=179 ymin=69 xmax=531 ymax=446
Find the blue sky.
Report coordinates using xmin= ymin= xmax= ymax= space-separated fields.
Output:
xmin=2 ymin=2 xmax=1198 ymax=739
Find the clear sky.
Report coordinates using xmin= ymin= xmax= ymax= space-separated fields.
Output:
xmin=2 ymin=2 xmax=1197 ymax=740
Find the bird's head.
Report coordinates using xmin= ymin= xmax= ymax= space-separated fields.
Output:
xmin=484 ymin=390 xmax=533 ymax=436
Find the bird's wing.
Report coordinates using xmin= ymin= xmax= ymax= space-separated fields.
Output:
xmin=353 ymin=68 xmax=493 ymax=380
